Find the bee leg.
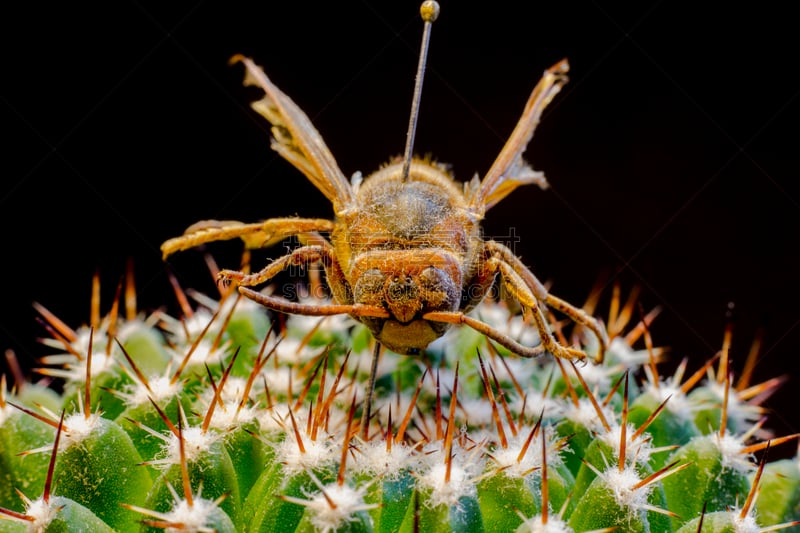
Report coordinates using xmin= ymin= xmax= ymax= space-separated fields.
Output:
xmin=544 ymin=293 xmax=609 ymax=362
xmin=425 ymin=257 xmax=589 ymax=361
xmin=219 ymin=244 xmax=329 ymax=287
xmin=423 ymin=310 xmax=548 ymax=358
xmin=494 ymin=259 xmax=593 ymax=361
xmin=485 ymin=241 xmax=608 ymax=363
xmin=161 ymin=217 xmax=335 ymax=259
xmin=221 ymin=244 xmax=389 ymax=318
xmin=220 ymin=243 xmax=357 ymax=306
xmin=237 ymin=287 xmax=389 ymax=318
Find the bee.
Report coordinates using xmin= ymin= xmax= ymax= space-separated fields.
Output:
xmin=161 ymin=2 xmax=607 ymax=373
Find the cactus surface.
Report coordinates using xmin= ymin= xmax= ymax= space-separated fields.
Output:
xmin=1 ymin=267 xmax=798 ymax=532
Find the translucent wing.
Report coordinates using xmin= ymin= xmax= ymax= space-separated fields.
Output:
xmin=231 ymin=55 xmax=355 ymax=213
xmin=468 ymin=59 xmax=569 ymax=214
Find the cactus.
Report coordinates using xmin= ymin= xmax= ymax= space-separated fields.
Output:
xmin=1 ymin=265 xmax=798 ymax=532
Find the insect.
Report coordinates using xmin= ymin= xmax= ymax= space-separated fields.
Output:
xmin=161 ymin=2 xmax=607 ymax=380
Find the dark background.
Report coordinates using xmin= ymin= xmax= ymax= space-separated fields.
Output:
xmin=3 ymin=3 xmax=798 ymax=454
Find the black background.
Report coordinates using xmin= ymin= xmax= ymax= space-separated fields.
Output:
xmin=3 ymin=3 xmax=798 ymax=455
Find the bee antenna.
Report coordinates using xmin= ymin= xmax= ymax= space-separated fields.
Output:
xmin=401 ymin=1 xmax=440 ymax=182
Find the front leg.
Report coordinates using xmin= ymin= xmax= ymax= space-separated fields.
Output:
xmin=423 ymin=308 xmax=548 ymax=358
xmin=220 ymin=244 xmax=389 ymax=319
xmin=485 ymin=240 xmax=607 ymax=363
xmin=161 ymin=217 xmax=336 ymax=259
xmin=219 ymin=244 xmax=329 ymax=287
xmin=424 ymin=255 xmax=588 ymax=361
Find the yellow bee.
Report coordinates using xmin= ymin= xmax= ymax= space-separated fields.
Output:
xmin=161 ymin=2 xmax=606 ymax=371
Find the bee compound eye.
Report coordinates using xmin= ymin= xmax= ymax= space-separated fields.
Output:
xmin=353 ymin=269 xmax=386 ymax=306
xmin=418 ymin=266 xmax=446 ymax=289
xmin=418 ymin=266 xmax=459 ymax=309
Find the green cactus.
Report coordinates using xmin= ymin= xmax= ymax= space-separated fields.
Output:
xmin=1 ymin=266 xmax=798 ymax=532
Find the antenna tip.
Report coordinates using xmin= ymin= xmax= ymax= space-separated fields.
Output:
xmin=420 ymin=1 xmax=440 ymax=23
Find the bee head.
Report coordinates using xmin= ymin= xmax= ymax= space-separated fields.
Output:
xmin=350 ymin=250 xmax=461 ymax=354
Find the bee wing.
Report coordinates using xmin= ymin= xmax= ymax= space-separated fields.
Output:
xmin=469 ymin=59 xmax=569 ymax=214
xmin=231 ymin=55 xmax=355 ymax=212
